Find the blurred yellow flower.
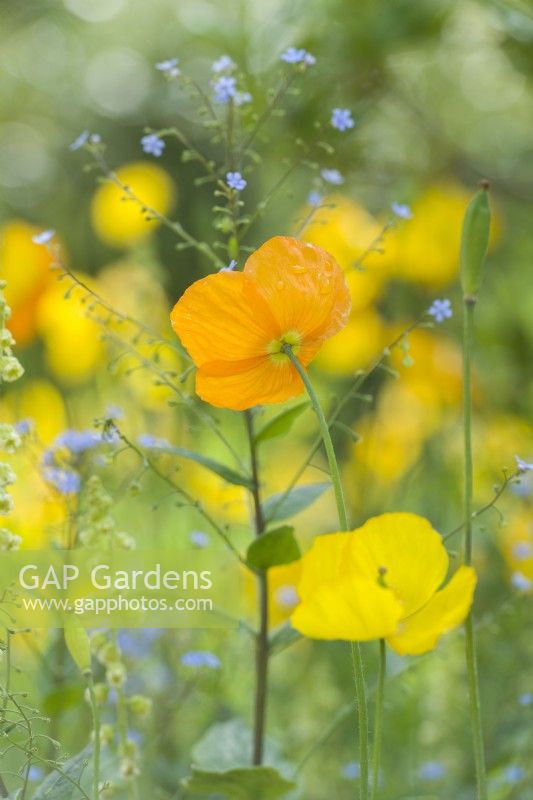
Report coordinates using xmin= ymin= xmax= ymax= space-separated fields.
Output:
xmin=291 ymin=512 xmax=476 ymax=655
xmin=1 ymin=379 xmax=67 ymax=444
xmin=36 ymin=273 xmax=105 ymax=385
xmin=387 ymin=183 xmax=500 ymax=289
xmin=301 ymin=196 xmax=389 ymax=310
xmin=0 ymin=219 xmax=55 ymax=345
xmin=97 ymin=261 xmax=182 ymax=410
xmin=314 ymin=307 xmax=385 ymax=376
xmin=90 ymin=162 xmax=175 ymax=248
xmin=389 ymin=328 xmax=463 ymax=410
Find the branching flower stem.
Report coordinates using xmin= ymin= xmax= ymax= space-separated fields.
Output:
xmin=283 ymin=346 xmax=369 ymax=800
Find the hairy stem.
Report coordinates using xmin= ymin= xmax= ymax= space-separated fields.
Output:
xmin=462 ymin=298 xmax=487 ymax=800
xmin=283 ymin=348 xmax=369 ymax=800
xmin=86 ymin=675 xmax=101 ymax=800
xmin=245 ymin=411 xmax=269 ymax=766
xmin=371 ymin=640 xmax=386 ymax=800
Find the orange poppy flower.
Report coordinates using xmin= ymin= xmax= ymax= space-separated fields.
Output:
xmin=170 ymin=236 xmax=351 ymax=410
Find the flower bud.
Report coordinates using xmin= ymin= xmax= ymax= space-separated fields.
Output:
xmin=460 ymin=181 xmax=491 ymax=301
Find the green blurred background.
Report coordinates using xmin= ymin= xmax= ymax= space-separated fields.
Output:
xmin=1 ymin=0 xmax=532 ymax=798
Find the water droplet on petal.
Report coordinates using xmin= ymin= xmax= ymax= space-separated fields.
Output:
xmin=291 ymin=264 xmax=307 ymax=274
xmin=276 ymin=279 xmax=285 ymax=290
xmin=319 ymin=279 xmax=331 ymax=294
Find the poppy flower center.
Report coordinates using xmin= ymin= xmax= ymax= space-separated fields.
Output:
xmin=267 ymin=330 xmax=302 ymax=364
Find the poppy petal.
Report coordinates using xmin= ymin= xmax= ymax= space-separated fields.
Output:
xmin=196 ymin=356 xmax=303 ymax=410
xmin=291 ymin=574 xmax=403 ymax=641
xmin=348 ymin=513 xmax=449 ymax=617
xmin=297 ymin=532 xmax=353 ymax=601
xmin=170 ymin=272 xmax=279 ymax=366
xmin=244 ymin=236 xmax=351 ymax=343
xmin=386 ymin=566 xmax=476 ymax=656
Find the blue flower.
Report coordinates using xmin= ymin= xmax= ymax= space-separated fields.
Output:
xmin=138 ymin=434 xmax=171 ymax=450
xmin=391 ymin=202 xmax=413 ymax=220
xmin=54 ymin=429 xmax=101 ymax=454
xmin=69 ymin=131 xmax=100 ymax=151
xmin=515 ymin=455 xmax=533 ymax=473
xmin=14 ymin=418 xmax=33 ymax=435
xmin=307 ymin=191 xmax=323 ymax=207
xmin=219 ymin=259 xmax=237 ymax=273
xmin=331 ymin=108 xmax=355 ymax=131
xmin=427 ymin=298 xmax=453 ymax=323
xmin=69 ymin=131 xmax=90 ymax=150
xmin=512 ymin=572 xmax=532 ymax=592
xmin=226 ymin=172 xmax=247 ymax=191
xmin=212 ymin=76 xmax=237 ymax=104
xmin=32 ymin=229 xmax=55 ymax=245
xmin=118 ymin=629 xmax=162 ymax=657
xmin=105 ymin=404 xmax=124 ymax=420
xmin=504 ymin=765 xmax=524 ymax=784
xmin=281 ymin=47 xmax=316 ymax=66
xmin=155 ymin=58 xmax=180 ymax=78
xmin=275 ymin=585 xmax=299 ymax=609
xmin=181 ymin=650 xmax=221 ymax=669
xmin=190 ymin=530 xmax=210 ymax=548
xmin=519 ymin=692 xmax=533 ymax=707
xmin=419 ymin=761 xmax=445 ymax=781
xmin=320 ymin=168 xmax=344 ymax=185
xmin=235 ymin=91 xmax=252 ymax=106
xmin=28 ymin=766 xmax=45 ymax=781
xmin=141 ymin=134 xmax=165 ymax=158
xmin=512 ymin=542 xmax=533 ymax=560
xmin=44 ymin=468 xmax=80 ymax=495
xmin=342 ymin=762 xmax=360 ymax=780
xmin=212 ymin=55 xmax=235 ymax=73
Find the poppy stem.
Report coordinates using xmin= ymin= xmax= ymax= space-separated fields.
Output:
xmin=462 ymin=297 xmax=488 ymax=800
xmin=244 ymin=410 xmax=270 ymax=766
xmin=371 ymin=640 xmax=386 ymax=800
xmin=283 ymin=346 xmax=369 ymax=799
xmin=282 ymin=347 xmax=348 ymax=529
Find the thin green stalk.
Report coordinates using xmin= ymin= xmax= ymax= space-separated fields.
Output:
xmin=244 ymin=411 xmax=269 ymax=766
xmin=282 ymin=347 xmax=347 ymax=529
xmin=462 ymin=298 xmax=487 ymax=800
xmin=351 ymin=643 xmax=369 ymax=800
xmin=283 ymin=346 xmax=368 ymax=800
xmin=371 ymin=640 xmax=386 ymax=800
xmin=86 ymin=675 xmax=101 ymax=800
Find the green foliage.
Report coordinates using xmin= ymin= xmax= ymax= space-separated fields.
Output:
xmin=167 ymin=446 xmax=253 ymax=489
xmin=184 ymin=766 xmax=295 ymax=798
xmin=255 ymin=403 xmax=309 ymax=444
xmin=64 ymin=618 xmax=91 ymax=674
xmin=460 ymin=184 xmax=492 ymax=299
xmin=246 ymin=526 xmax=301 ymax=570
xmin=263 ymin=483 xmax=331 ymax=522
xmin=184 ymin=719 xmax=295 ymax=798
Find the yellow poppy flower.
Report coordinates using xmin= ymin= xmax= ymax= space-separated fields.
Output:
xmin=90 ymin=162 xmax=175 ymax=248
xmin=0 ymin=219 xmax=55 ymax=345
xmin=170 ymin=236 xmax=351 ymax=410
xmin=291 ymin=513 xmax=476 ymax=655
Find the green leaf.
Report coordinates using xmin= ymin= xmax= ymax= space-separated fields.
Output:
xmin=263 ymin=483 xmax=331 ymax=523
xmin=246 ymin=526 xmax=300 ymax=571
xmin=167 ymin=446 xmax=253 ymax=489
xmin=185 ymin=719 xmax=295 ymax=799
xmin=64 ymin=617 xmax=91 ymax=673
xmin=269 ymin=622 xmax=303 ymax=655
xmin=32 ymin=747 xmax=90 ymax=800
xmin=254 ymin=403 xmax=309 ymax=444
xmin=183 ymin=766 xmax=295 ymax=799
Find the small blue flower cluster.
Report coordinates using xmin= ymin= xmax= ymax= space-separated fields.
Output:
xmin=427 ymin=298 xmax=453 ymax=323
xmin=141 ymin=134 xmax=165 ymax=158
xmin=181 ymin=650 xmax=221 ymax=669
xmin=281 ymin=47 xmax=316 ymax=66
xmin=226 ymin=171 xmax=247 ymax=191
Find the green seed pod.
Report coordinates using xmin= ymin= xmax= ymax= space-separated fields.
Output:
xmin=64 ymin=617 xmax=92 ymax=674
xmin=460 ymin=181 xmax=491 ymax=301
xmin=227 ymin=235 xmax=240 ymax=261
